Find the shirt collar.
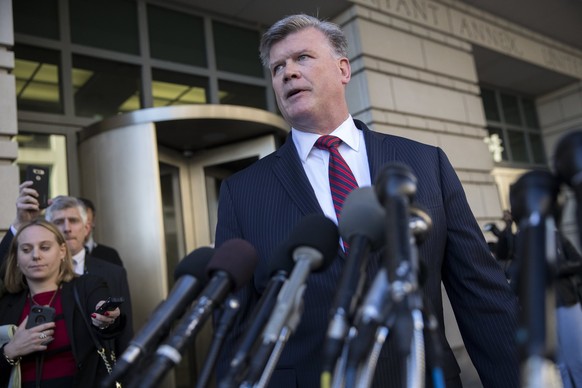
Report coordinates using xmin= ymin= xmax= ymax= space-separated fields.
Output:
xmin=72 ymin=248 xmax=86 ymax=275
xmin=292 ymin=115 xmax=360 ymax=162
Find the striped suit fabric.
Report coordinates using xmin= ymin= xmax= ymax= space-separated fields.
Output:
xmin=214 ymin=119 xmax=519 ymax=388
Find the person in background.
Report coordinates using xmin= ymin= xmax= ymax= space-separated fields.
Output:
xmin=78 ymin=197 xmax=124 ymax=267
xmin=214 ymin=14 xmax=519 ymax=388
xmin=0 ymin=218 xmax=122 ymax=387
xmin=0 ymin=182 xmax=134 ymax=356
xmin=484 ymin=209 xmax=515 ymax=279
xmin=500 ymin=207 xmax=582 ymax=388
xmin=554 ymin=232 xmax=582 ymax=388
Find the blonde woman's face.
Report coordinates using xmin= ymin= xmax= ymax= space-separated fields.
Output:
xmin=17 ymin=225 xmax=66 ymax=285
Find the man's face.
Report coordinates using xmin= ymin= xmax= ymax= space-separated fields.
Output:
xmin=49 ymin=207 xmax=89 ymax=255
xmin=268 ymin=27 xmax=351 ymax=133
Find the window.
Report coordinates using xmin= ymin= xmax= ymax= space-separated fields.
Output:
xmin=16 ymin=133 xmax=69 ymax=197
xmin=69 ymin=0 xmax=139 ymax=55
xmin=72 ymin=55 xmax=141 ymax=119
xmin=14 ymin=45 xmax=63 ymax=114
xmin=147 ymin=5 xmax=207 ymax=67
xmin=152 ymin=69 xmax=209 ymax=106
xmin=213 ymin=21 xmax=263 ymax=77
xmin=218 ymin=80 xmax=267 ymax=109
xmin=13 ymin=0 xmax=59 ymax=40
xmin=481 ymin=87 xmax=546 ymax=166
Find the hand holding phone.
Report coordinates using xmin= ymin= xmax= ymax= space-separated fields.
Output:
xmin=95 ymin=296 xmax=124 ymax=315
xmin=25 ymin=165 xmax=50 ymax=209
xmin=26 ymin=305 xmax=56 ymax=329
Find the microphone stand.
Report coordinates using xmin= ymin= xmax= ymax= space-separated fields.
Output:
xmin=509 ymin=170 xmax=562 ymax=388
xmin=375 ymin=163 xmax=425 ymax=388
xmin=195 ymin=296 xmax=240 ymax=388
xmin=254 ymin=293 xmax=305 ymax=388
xmin=370 ymin=204 xmax=427 ymax=388
xmin=350 ymin=205 xmax=432 ymax=388
xmin=336 ymin=268 xmax=392 ymax=388
xmin=241 ymin=282 xmax=307 ymax=388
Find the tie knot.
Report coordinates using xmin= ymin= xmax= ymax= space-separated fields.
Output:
xmin=315 ymin=135 xmax=341 ymax=151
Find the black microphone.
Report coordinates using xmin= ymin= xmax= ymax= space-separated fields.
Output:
xmin=321 ymin=187 xmax=385 ymax=376
xmin=553 ymin=130 xmax=582 ymax=246
xmin=510 ymin=170 xmax=560 ymax=362
xmin=133 ymin=239 xmax=258 ymax=388
xmin=243 ymin=214 xmax=339 ymax=386
xmin=102 ymin=247 xmax=214 ymax=387
xmin=219 ymin=241 xmax=296 ymax=388
xmin=374 ymin=162 xmax=417 ymax=280
xmin=196 ymin=295 xmax=240 ymax=388
xmin=344 ymin=162 xmax=418 ymax=381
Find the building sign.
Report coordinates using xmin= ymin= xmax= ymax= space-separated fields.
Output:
xmin=353 ymin=0 xmax=582 ymax=79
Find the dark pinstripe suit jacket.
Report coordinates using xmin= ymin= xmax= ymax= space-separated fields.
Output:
xmin=215 ymin=119 xmax=519 ymax=388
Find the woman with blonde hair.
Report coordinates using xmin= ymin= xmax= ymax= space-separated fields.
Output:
xmin=0 ymin=218 xmax=123 ymax=387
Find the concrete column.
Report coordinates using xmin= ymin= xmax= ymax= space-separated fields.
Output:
xmin=0 ymin=0 xmax=19 ymax=234
xmin=78 ymin=122 xmax=168 ymax=332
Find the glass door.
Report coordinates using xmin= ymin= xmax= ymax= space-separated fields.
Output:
xmin=157 ymin=134 xmax=278 ymax=388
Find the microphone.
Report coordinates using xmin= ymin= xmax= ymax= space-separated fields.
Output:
xmin=344 ymin=267 xmax=391 ymax=379
xmin=243 ymin=214 xmax=339 ymax=387
xmin=133 ymin=239 xmax=258 ymax=388
xmin=101 ymin=247 xmax=214 ymax=386
xmin=219 ymin=241 xmax=295 ymax=388
xmin=553 ymin=130 xmax=582 ymax=246
xmin=344 ymin=162 xmax=419 ymax=383
xmin=374 ymin=162 xmax=417 ymax=280
xmin=509 ymin=170 xmax=560 ymax=360
xmin=321 ymin=187 xmax=385 ymax=377
xmin=196 ymin=295 xmax=240 ymax=388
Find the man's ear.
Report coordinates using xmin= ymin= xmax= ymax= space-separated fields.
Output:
xmin=339 ymin=57 xmax=351 ymax=84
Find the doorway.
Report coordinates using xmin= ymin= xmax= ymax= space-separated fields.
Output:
xmin=158 ymin=135 xmax=278 ymax=387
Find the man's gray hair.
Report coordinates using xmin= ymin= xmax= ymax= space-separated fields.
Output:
xmin=45 ymin=195 xmax=88 ymax=225
xmin=259 ymin=14 xmax=348 ymax=68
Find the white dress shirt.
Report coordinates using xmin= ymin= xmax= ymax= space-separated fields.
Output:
xmin=292 ymin=115 xmax=372 ymax=225
xmin=72 ymin=248 xmax=86 ymax=275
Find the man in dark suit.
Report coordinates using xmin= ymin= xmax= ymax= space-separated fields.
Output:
xmin=214 ymin=14 xmax=519 ymax=388
xmin=0 ymin=186 xmax=134 ymax=355
xmin=78 ymin=197 xmax=124 ymax=267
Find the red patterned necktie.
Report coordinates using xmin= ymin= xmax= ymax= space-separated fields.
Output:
xmin=315 ymin=135 xmax=359 ymax=251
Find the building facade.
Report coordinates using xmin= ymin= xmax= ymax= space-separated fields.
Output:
xmin=1 ymin=0 xmax=581 ymax=386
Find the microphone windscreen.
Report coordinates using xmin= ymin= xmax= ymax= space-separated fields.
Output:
xmin=339 ymin=187 xmax=385 ymax=250
xmin=287 ymin=214 xmax=339 ymax=271
xmin=509 ymin=170 xmax=559 ymax=222
xmin=206 ymin=238 xmax=259 ymax=290
xmin=174 ymin=246 xmax=215 ymax=281
xmin=554 ymin=130 xmax=582 ymax=186
xmin=374 ymin=162 xmax=417 ymax=203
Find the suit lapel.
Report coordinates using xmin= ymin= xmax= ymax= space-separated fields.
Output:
xmin=356 ymin=119 xmax=397 ymax=183
xmin=272 ymin=135 xmax=322 ymax=217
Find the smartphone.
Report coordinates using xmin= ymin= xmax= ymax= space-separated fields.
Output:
xmin=26 ymin=305 xmax=56 ymax=329
xmin=95 ymin=296 xmax=125 ymax=315
xmin=25 ymin=165 xmax=50 ymax=209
